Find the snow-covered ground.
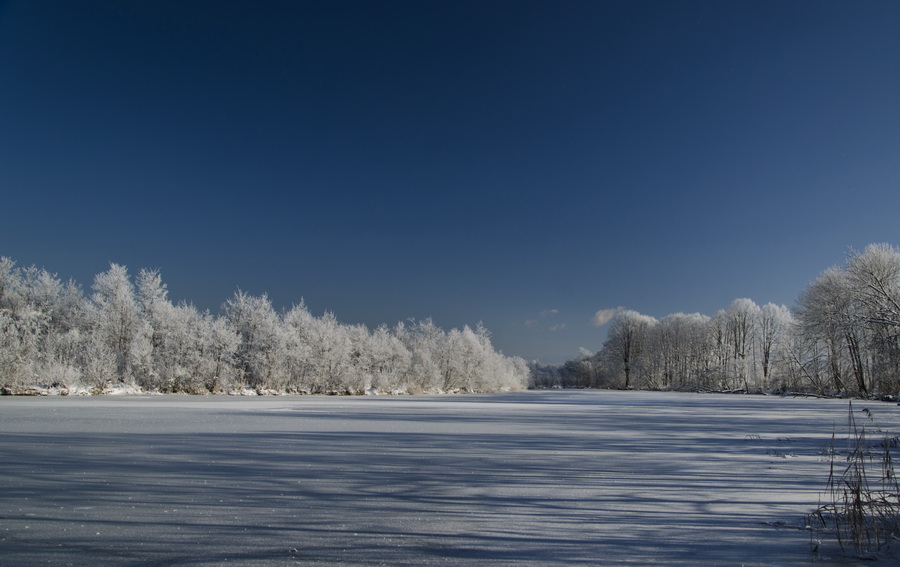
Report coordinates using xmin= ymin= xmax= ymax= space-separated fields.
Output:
xmin=1 ymin=390 xmax=898 ymax=566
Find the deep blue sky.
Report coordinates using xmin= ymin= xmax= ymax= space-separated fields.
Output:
xmin=2 ymin=1 xmax=899 ymax=363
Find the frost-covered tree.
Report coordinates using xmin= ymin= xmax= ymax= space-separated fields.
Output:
xmin=500 ymin=355 xmax=530 ymax=391
xmin=782 ymin=317 xmax=825 ymax=393
xmin=282 ymin=301 xmax=318 ymax=392
xmin=0 ymin=261 xmax=44 ymax=389
xmin=559 ymin=348 xmax=598 ymax=388
xmin=402 ymin=318 xmax=445 ymax=393
xmin=366 ymin=323 xmax=411 ymax=392
xmin=301 ymin=311 xmax=352 ymax=393
xmin=602 ymin=310 xmax=657 ymax=389
xmin=756 ymin=303 xmax=794 ymax=389
xmin=847 ymin=244 xmax=900 ymax=329
xmin=0 ymin=257 xmax=25 ymax=316
xmin=222 ymin=291 xmax=286 ymax=390
xmin=528 ymin=361 xmax=562 ymax=388
xmin=11 ymin=264 xmax=87 ymax=389
xmin=726 ymin=298 xmax=760 ymax=391
xmin=19 ymin=265 xmax=85 ymax=332
xmin=0 ymin=308 xmax=41 ymax=390
xmin=446 ymin=324 xmax=488 ymax=391
xmin=0 ymin=256 xmax=528 ymax=395
xmin=795 ymin=267 xmax=861 ymax=394
xmin=158 ymin=303 xmax=239 ymax=393
xmin=194 ymin=308 xmax=240 ymax=392
xmin=131 ymin=268 xmax=171 ymax=388
xmin=846 ymin=244 xmax=900 ymax=392
xmin=81 ymin=329 xmax=117 ymax=391
xmin=88 ymin=264 xmax=140 ymax=383
xmin=652 ymin=312 xmax=712 ymax=389
xmin=346 ymin=324 xmax=373 ymax=393
xmin=556 ymin=244 xmax=900 ymax=396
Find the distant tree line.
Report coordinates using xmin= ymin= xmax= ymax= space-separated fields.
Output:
xmin=0 ymin=259 xmax=529 ymax=395
xmin=539 ymin=244 xmax=900 ymax=397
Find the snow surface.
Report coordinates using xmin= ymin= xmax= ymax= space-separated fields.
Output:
xmin=1 ymin=390 xmax=898 ymax=566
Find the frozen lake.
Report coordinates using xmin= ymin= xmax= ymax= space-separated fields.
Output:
xmin=2 ymin=390 xmax=898 ymax=566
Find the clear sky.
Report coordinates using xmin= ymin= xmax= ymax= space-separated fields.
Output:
xmin=2 ymin=1 xmax=899 ymax=364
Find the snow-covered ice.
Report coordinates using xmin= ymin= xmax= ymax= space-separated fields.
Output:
xmin=1 ymin=390 xmax=897 ymax=566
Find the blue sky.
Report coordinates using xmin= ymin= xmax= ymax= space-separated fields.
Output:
xmin=2 ymin=1 xmax=899 ymax=363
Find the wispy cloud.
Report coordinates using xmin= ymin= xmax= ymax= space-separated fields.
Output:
xmin=591 ymin=307 xmax=623 ymax=327
xmin=525 ymin=309 xmax=561 ymax=332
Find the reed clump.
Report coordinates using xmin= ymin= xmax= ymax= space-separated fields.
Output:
xmin=808 ymin=402 xmax=900 ymax=558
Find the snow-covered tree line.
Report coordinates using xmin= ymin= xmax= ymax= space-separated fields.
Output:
xmin=0 ymin=258 xmax=529 ymax=394
xmin=545 ymin=244 xmax=900 ymax=397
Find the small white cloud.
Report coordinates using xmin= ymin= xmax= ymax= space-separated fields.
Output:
xmin=540 ymin=309 xmax=559 ymax=317
xmin=524 ymin=319 xmax=538 ymax=329
xmin=549 ymin=324 xmax=566 ymax=332
xmin=591 ymin=307 xmax=623 ymax=327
